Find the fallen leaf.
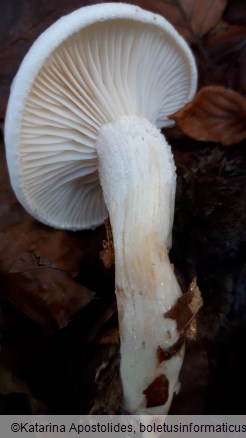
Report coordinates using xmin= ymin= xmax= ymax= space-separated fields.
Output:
xmin=178 ymin=0 xmax=228 ymax=40
xmin=0 ymin=268 xmax=94 ymax=330
xmin=0 ymin=210 xmax=86 ymax=274
xmin=170 ymin=86 xmax=246 ymax=145
xmin=122 ymin=0 xmax=228 ymax=42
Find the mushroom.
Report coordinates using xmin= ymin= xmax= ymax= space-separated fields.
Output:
xmin=4 ymin=3 xmax=197 ymax=413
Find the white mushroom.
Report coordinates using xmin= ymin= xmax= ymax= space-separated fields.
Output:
xmin=4 ymin=3 xmax=197 ymax=413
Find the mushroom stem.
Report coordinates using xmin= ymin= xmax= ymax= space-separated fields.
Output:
xmin=96 ymin=115 xmax=183 ymax=414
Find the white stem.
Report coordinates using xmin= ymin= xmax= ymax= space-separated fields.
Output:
xmin=96 ymin=116 xmax=183 ymax=414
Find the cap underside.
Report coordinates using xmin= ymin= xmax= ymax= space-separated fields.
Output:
xmin=5 ymin=4 xmax=197 ymax=230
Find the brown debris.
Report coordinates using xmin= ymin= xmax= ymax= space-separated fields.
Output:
xmin=0 ymin=268 xmax=94 ymax=331
xmin=100 ymin=219 xmax=114 ymax=269
xmin=164 ymin=278 xmax=203 ymax=333
xmin=157 ymin=336 xmax=184 ymax=363
xmin=186 ymin=317 xmax=198 ymax=341
xmin=89 ymin=345 xmax=125 ymax=414
xmin=99 ymin=328 xmax=119 ymax=346
xmin=143 ymin=374 xmax=169 ymax=408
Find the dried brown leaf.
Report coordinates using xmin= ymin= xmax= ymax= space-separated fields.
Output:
xmin=179 ymin=0 xmax=228 ymax=40
xmin=0 ymin=268 xmax=94 ymax=330
xmin=125 ymin=0 xmax=227 ymax=42
xmin=170 ymin=86 xmax=246 ymax=145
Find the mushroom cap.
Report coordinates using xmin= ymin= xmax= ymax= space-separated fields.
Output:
xmin=5 ymin=3 xmax=197 ymax=230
